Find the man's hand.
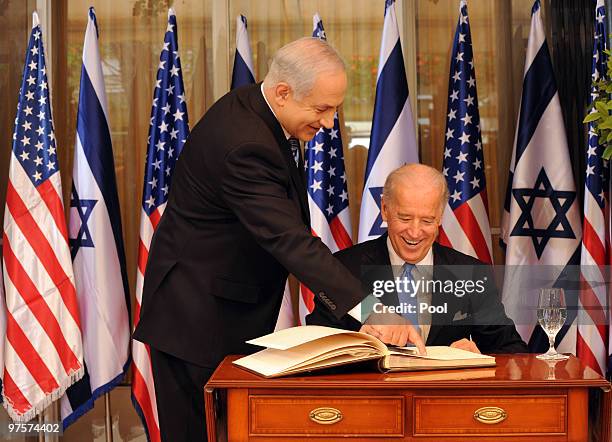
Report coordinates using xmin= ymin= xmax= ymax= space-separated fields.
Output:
xmin=359 ymin=324 xmax=426 ymax=355
xmin=359 ymin=312 xmax=426 ymax=355
xmin=450 ymin=338 xmax=481 ymax=354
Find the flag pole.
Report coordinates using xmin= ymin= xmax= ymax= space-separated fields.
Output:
xmin=105 ymin=393 xmax=113 ymax=442
xmin=37 ymin=413 xmax=43 ymax=442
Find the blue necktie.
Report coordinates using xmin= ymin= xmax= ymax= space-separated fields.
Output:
xmin=398 ymin=263 xmax=418 ymax=327
xmin=288 ymin=137 xmax=300 ymax=167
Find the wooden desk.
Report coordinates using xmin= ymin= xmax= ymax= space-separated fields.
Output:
xmin=205 ymin=355 xmax=611 ymax=441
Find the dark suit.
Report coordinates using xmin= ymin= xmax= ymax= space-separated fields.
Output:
xmin=133 ymin=83 xmax=363 ymax=441
xmin=306 ymin=235 xmax=528 ymax=354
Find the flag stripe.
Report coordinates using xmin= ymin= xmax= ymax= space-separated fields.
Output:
xmin=440 ymin=206 xmax=478 ymax=258
xmin=6 ymin=309 xmax=59 ymax=394
xmin=231 ymin=15 xmax=255 ymax=90
xmin=138 ymin=239 xmax=149 ymax=277
xmin=6 ymin=181 xmax=81 ymax=329
xmin=437 ymin=228 xmax=451 ymax=248
xmin=453 ymin=202 xmax=492 ymax=263
xmin=299 ymin=283 xmax=315 ymax=315
xmin=149 ymin=208 xmax=161 ymax=230
xmin=365 ymin=41 xmax=408 ymax=177
xmin=329 ymin=213 xmax=352 ymax=250
xmin=579 ymin=280 xmax=608 ymax=326
xmin=577 ymin=332 xmax=604 ymax=375
xmin=231 ymin=53 xmax=255 ymax=89
xmin=583 ymin=217 xmax=606 ymax=264
xmin=3 ymin=237 xmax=81 ymax=374
xmin=515 ymin=44 xmax=557 ymax=166
xmin=131 ymin=363 xmax=161 ymax=442
xmin=75 ymin=67 xmax=131 ymax=302
xmin=2 ymin=371 xmax=31 ymax=414
xmin=37 ymin=179 xmax=70 ymax=243
xmin=468 ymin=192 xmax=493 ymax=254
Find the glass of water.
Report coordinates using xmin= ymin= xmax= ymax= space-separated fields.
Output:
xmin=536 ymin=288 xmax=569 ymax=360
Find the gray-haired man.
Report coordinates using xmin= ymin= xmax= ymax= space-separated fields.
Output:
xmin=134 ymin=37 xmax=372 ymax=441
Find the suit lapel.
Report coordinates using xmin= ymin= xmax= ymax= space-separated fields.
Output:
xmin=247 ymin=83 xmax=310 ymax=225
xmin=362 ymin=235 xmax=398 ymax=307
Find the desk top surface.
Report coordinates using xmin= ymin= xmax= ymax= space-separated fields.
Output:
xmin=206 ymin=355 xmax=611 ymax=390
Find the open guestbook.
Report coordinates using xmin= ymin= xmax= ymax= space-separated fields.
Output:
xmin=233 ymin=325 xmax=495 ymax=378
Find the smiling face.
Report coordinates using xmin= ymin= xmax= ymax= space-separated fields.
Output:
xmin=381 ymin=178 xmax=444 ymax=264
xmin=270 ymin=70 xmax=347 ymax=142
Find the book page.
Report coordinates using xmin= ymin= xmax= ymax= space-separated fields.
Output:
xmin=234 ymin=333 xmax=381 ymax=377
xmin=404 ymin=346 xmax=494 ymax=361
xmin=246 ymin=325 xmax=383 ymax=351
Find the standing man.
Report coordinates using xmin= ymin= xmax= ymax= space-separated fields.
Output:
xmin=134 ymin=37 xmax=422 ymax=441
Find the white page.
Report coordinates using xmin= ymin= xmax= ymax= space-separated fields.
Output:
xmin=246 ymin=325 xmax=373 ymax=350
xmin=405 ymin=346 xmax=494 ymax=361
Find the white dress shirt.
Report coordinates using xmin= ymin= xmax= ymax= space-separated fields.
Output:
xmin=386 ymin=237 xmax=433 ymax=341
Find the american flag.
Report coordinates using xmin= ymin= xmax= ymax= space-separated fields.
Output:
xmin=577 ymin=0 xmax=609 ymax=377
xmin=297 ymin=13 xmax=353 ymax=325
xmin=131 ymin=9 xmax=189 ymax=442
xmin=1 ymin=11 xmax=84 ymax=421
xmin=0 ymin=259 xmax=5 ymax=401
xmin=438 ymin=0 xmax=493 ymax=264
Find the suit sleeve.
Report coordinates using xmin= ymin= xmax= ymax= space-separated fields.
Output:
xmin=469 ymin=266 xmax=528 ymax=354
xmin=220 ymin=142 xmax=363 ymax=319
xmin=305 ymin=296 xmax=362 ymax=331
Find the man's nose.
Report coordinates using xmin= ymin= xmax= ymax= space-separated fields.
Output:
xmin=320 ymin=110 xmax=336 ymax=129
xmin=405 ymin=221 xmax=421 ymax=237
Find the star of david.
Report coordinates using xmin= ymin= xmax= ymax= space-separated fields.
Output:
xmin=368 ymin=186 xmax=387 ymax=237
xmin=69 ymin=185 xmax=97 ymax=261
xmin=510 ymin=168 xmax=576 ymax=259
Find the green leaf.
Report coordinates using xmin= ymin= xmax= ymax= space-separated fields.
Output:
xmin=584 ymin=112 xmax=601 ymax=123
xmin=606 ymin=131 xmax=612 ymax=142
xmin=603 ymin=145 xmax=612 ymax=160
xmin=597 ymin=118 xmax=612 ymax=129
xmin=596 ymin=102 xmax=608 ymax=115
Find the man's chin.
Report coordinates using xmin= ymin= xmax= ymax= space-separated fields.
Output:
xmin=300 ymin=127 xmax=320 ymax=141
xmin=400 ymin=249 xmax=427 ymax=264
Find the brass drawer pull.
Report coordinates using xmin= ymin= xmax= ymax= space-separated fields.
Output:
xmin=473 ymin=406 xmax=507 ymax=424
xmin=309 ymin=407 xmax=343 ymax=425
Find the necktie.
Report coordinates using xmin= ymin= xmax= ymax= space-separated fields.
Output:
xmin=398 ymin=263 xmax=418 ymax=328
xmin=288 ymin=137 xmax=300 ymax=167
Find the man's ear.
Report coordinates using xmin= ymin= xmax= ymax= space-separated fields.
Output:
xmin=272 ymin=82 xmax=291 ymax=107
xmin=380 ymin=196 xmax=388 ymax=222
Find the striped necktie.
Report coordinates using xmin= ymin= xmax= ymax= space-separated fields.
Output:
xmin=398 ymin=263 xmax=418 ymax=328
xmin=288 ymin=137 xmax=300 ymax=167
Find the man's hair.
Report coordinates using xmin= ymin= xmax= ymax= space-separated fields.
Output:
xmin=382 ymin=164 xmax=449 ymax=215
xmin=263 ymin=37 xmax=345 ymax=100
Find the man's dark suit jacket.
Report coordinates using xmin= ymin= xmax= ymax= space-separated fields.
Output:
xmin=133 ymin=83 xmax=363 ymax=368
xmin=306 ymin=235 xmax=528 ymax=354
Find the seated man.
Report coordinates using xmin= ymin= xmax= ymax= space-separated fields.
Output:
xmin=307 ymin=164 xmax=527 ymax=354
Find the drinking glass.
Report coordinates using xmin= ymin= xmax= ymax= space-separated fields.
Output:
xmin=536 ymin=288 xmax=569 ymax=360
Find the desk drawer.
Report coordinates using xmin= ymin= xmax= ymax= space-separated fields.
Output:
xmin=414 ymin=394 xmax=566 ymax=436
xmin=249 ymin=395 xmax=404 ymax=436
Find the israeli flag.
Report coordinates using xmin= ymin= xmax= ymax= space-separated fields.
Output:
xmin=358 ymin=0 xmax=418 ymax=243
xmin=63 ymin=7 xmax=130 ymax=428
xmin=231 ymin=14 xmax=255 ymax=89
xmin=501 ymin=0 xmax=581 ymax=353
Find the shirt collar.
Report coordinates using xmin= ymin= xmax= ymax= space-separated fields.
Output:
xmin=386 ymin=236 xmax=434 ymax=270
xmin=261 ymin=83 xmax=291 ymax=140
